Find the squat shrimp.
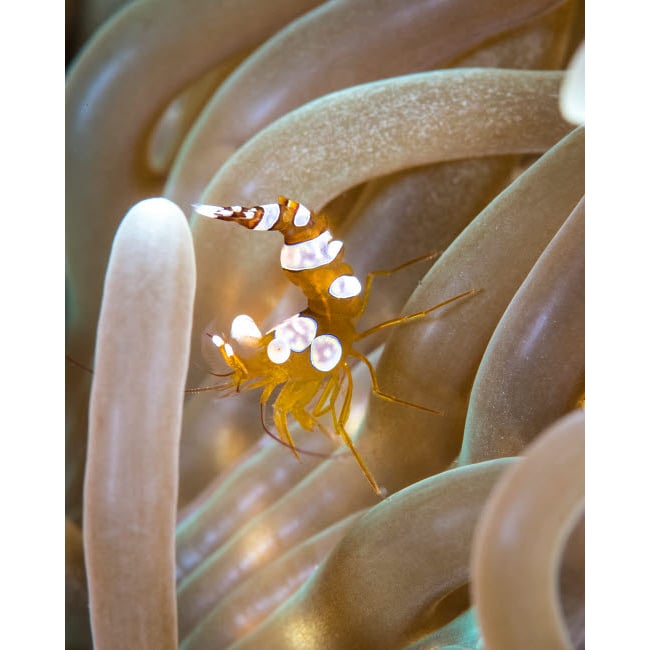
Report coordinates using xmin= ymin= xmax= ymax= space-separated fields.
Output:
xmin=192 ymin=196 xmax=476 ymax=495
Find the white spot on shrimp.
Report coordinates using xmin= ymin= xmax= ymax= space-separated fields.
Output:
xmin=243 ymin=209 xmax=257 ymax=220
xmin=223 ymin=343 xmax=235 ymax=358
xmin=310 ymin=334 xmax=343 ymax=372
xmin=230 ymin=314 xmax=262 ymax=346
xmin=267 ymin=338 xmax=290 ymax=364
xmin=253 ymin=203 xmax=281 ymax=231
xmin=280 ymin=230 xmax=343 ymax=271
xmin=293 ymin=204 xmax=311 ymax=227
xmin=273 ymin=314 xmax=318 ymax=352
xmin=328 ymin=274 xmax=362 ymax=299
xmin=211 ymin=334 xmax=225 ymax=347
xmin=327 ymin=240 xmax=343 ymax=259
xmin=231 ymin=205 xmax=242 ymax=213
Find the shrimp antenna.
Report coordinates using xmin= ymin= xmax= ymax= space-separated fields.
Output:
xmin=66 ymin=355 xmax=94 ymax=375
xmin=190 ymin=358 xmax=234 ymax=379
xmin=207 ymin=370 xmax=235 ymax=378
xmin=185 ymin=382 xmax=234 ymax=395
xmin=67 ymin=354 xmax=234 ymax=388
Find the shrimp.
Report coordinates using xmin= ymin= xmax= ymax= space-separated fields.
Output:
xmin=192 ymin=196 xmax=476 ymax=495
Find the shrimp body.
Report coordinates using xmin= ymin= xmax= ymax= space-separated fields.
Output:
xmin=194 ymin=196 xmax=476 ymax=495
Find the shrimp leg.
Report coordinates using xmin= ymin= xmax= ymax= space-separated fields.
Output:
xmin=328 ymin=369 xmax=381 ymax=496
xmin=349 ymin=349 xmax=444 ymax=416
xmin=355 ymin=289 xmax=479 ymax=340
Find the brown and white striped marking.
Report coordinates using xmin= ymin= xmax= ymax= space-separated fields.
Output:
xmin=193 ymin=202 xmax=280 ymax=231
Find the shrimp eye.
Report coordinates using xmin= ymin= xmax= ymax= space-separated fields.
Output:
xmin=211 ymin=334 xmax=225 ymax=347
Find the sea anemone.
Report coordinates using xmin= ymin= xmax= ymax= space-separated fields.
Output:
xmin=66 ymin=1 xmax=585 ymax=648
